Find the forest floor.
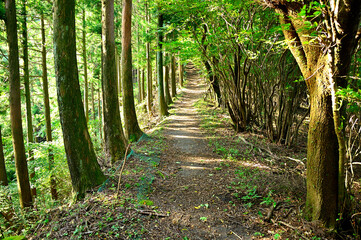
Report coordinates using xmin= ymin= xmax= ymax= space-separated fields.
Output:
xmin=29 ymin=65 xmax=358 ymax=239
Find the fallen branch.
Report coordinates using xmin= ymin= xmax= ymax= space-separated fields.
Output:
xmin=351 ymin=212 xmax=361 ymax=218
xmin=116 ymin=144 xmax=131 ymax=197
xmin=230 ymin=230 xmax=243 ymax=239
xmin=136 ymin=209 xmax=169 ymax=217
xmin=285 ymin=157 xmax=306 ymax=166
xmin=265 ymin=201 xmax=281 ymax=222
xmin=238 ymin=136 xmax=305 ymax=169
xmin=277 ymin=220 xmax=309 ymax=240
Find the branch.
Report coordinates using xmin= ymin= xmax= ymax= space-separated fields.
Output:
xmin=277 ymin=12 xmax=308 ymax=75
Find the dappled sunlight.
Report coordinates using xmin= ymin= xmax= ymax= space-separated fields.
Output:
xmin=171 ymin=134 xmax=205 ymax=140
xmin=239 ymin=160 xmax=271 ymax=171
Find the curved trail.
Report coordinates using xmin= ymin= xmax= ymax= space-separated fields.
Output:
xmin=145 ymin=65 xmax=250 ymax=239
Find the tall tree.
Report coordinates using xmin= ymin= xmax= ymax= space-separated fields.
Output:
xmin=178 ymin=57 xmax=183 ymax=87
xmin=101 ymin=0 xmax=127 ymax=162
xmin=140 ymin=69 xmax=145 ymax=101
xmin=21 ymin=0 xmax=34 ymax=166
xmin=164 ymin=60 xmax=172 ymax=105
xmin=122 ymin=0 xmax=143 ymax=141
xmin=98 ymin=84 xmax=103 ymax=142
xmin=157 ymin=12 xmax=168 ymax=117
xmin=41 ymin=13 xmax=57 ymax=200
xmin=146 ymin=1 xmax=152 ymax=114
xmin=115 ymin=48 xmax=121 ymax=101
xmin=264 ymin=0 xmax=361 ymax=227
xmin=171 ymin=54 xmax=176 ymax=98
xmin=82 ymin=8 xmax=89 ymax=123
xmin=0 ymin=126 xmax=8 ymax=186
xmin=53 ymin=0 xmax=106 ymax=199
xmin=91 ymin=81 xmax=95 ymax=121
xmin=5 ymin=0 xmax=32 ymax=208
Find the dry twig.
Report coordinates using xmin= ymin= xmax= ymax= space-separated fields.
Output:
xmin=136 ymin=209 xmax=169 ymax=217
xmin=116 ymin=144 xmax=131 ymax=197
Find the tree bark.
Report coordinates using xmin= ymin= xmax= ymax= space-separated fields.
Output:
xmin=146 ymin=1 xmax=152 ymax=114
xmin=5 ymin=0 xmax=32 ymax=208
xmin=121 ymin=0 xmax=143 ymax=142
xmin=91 ymin=81 xmax=95 ymax=121
xmin=82 ymin=8 xmax=89 ymax=123
xmin=0 ymin=126 xmax=8 ymax=186
xmin=101 ymin=0 xmax=127 ymax=162
xmin=116 ymin=48 xmax=121 ymax=102
xmin=164 ymin=63 xmax=172 ymax=105
xmin=157 ymin=12 xmax=168 ymax=117
xmin=171 ymin=54 xmax=176 ymax=98
xmin=41 ymin=13 xmax=57 ymax=200
xmin=54 ymin=0 xmax=106 ymax=199
xmin=140 ymin=68 xmax=145 ymax=102
xmin=98 ymin=85 xmax=103 ymax=142
xmin=178 ymin=56 xmax=183 ymax=87
xmin=265 ymin=0 xmax=361 ymax=227
xmin=21 ymin=0 xmax=34 ymax=168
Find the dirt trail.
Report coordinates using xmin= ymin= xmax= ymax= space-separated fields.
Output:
xmin=144 ymin=65 xmax=250 ymax=239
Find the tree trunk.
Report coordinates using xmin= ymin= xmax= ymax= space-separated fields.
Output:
xmin=116 ymin=48 xmax=122 ymax=102
xmin=91 ymin=81 xmax=95 ymax=121
xmin=0 ymin=126 xmax=8 ymax=186
xmin=266 ymin=0 xmax=361 ymax=228
xmin=101 ymin=0 xmax=127 ymax=162
xmin=21 ymin=0 xmax=34 ymax=170
xmin=54 ymin=0 xmax=106 ymax=199
xmin=171 ymin=54 xmax=176 ymax=98
xmin=136 ymin=20 xmax=141 ymax=102
xmin=164 ymin=63 xmax=172 ymax=105
xmin=98 ymin=85 xmax=103 ymax=142
xmin=21 ymin=0 xmax=36 ymax=199
xmin=41 ymin=13 xmax=57 ymax=200
xmin=82 ymin=8 xmax=89 ymax=123
xmin=5 ymin=0 xmax=32 ymax=208
xmin=178 ymin=57 xmax=183 ymax=87
xmin=306 ymin=72 xmax=339 ymax=227
xmin=204 ymin=60 xmax=221 ymax=105
xmin=121 ymin=0 xmax=143 ymax=142
xmin=140 ymin=69 xmax=145 ymax=102
xmin=146 ymin=2 xmax=152 ymax=114
xmin=157 ymin=12 xmax=168 ymax=117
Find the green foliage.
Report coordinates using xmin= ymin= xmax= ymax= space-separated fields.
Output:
xmin=2 ymin=236 xmax=27 ymax=240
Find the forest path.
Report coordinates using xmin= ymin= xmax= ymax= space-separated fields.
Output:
xmin=144 ymin=65 xmax=250 ymax=239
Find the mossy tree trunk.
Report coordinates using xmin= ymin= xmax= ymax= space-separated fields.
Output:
xmin=0 ymin=126 xmax=8 ymax=186
xmin=157 ymin=12 xmax=168 ymax=117
xmin=5 ymin=0 xmax=32 ymax=208
xmin=41 ymin=13 xmax=57 ymax=200
xmin=266 ymin=0 xmax=361 ymax=228
xmin=53 ymin=0 xmax=106 ymax=199
xmin=101 ymin=0 xmax=127 ymax=162
xmin=121 ymin=0 xmax=143 ymax=142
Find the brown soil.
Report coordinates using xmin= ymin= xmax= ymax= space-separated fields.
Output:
xmin=142 ymin=65 xmax=250 ymax=239
xmin=30 ymin=65 xmax=353 ymax=240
